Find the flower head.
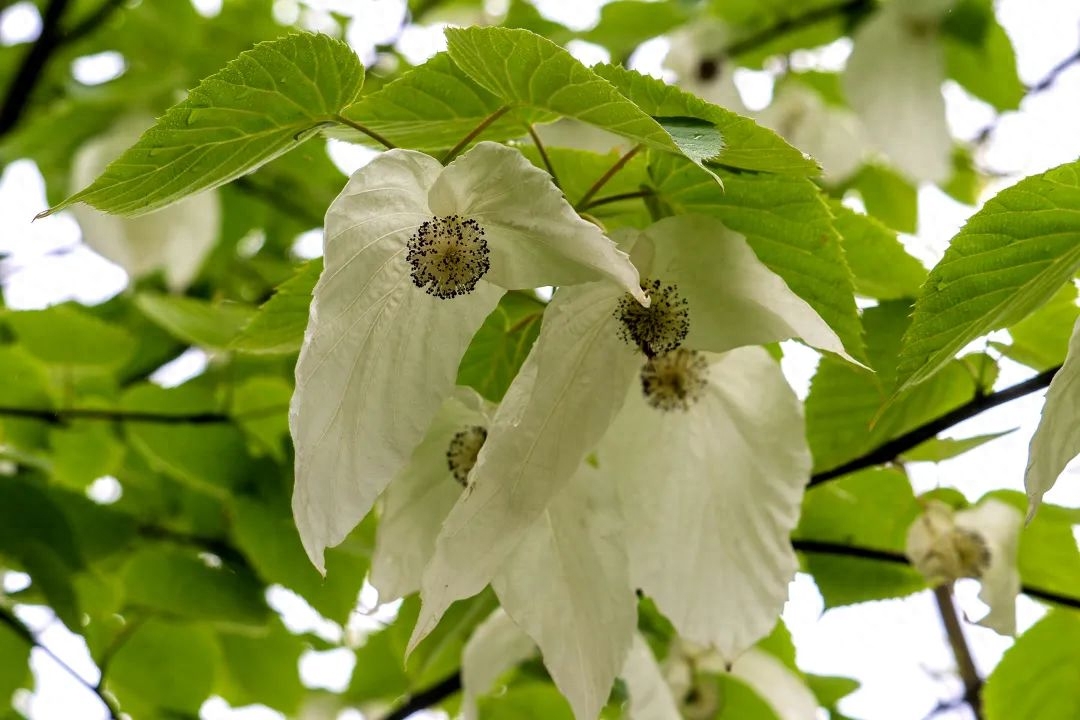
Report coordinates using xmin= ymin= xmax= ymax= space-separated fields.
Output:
xmin=906 ymin=498 xmax=1022 ymax=635
xmin=291 ymin=141 xmax=645 ymax=572
xmin=413 ymin=214 xmax=852 ymax=661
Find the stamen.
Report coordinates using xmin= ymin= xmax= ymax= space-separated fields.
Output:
xmin=640 ymin=349 xmax=708 ymax=412
xmin=616 ymin=279 xmax=690 ymax=357
xmin=446 ymin=425 xmax=488 ymax=487
xmin=951 ymin=528 xmax=993 ymax=580
xmin=407 ymin=215 xmax=490 ymax=299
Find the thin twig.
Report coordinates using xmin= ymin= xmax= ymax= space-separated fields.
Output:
xmin=0 ymin=0 xmax=71 ymax=136
xmin=976 ymin=47 xmax=1080 ymax=145
xmin=0 ymin=404 xmax=287 ymax=426
xmin=933 ymin=585 xmax=984 ymax=719
xmin=332 ymin=113 xmax=397 ymax=150
xmin=581 ymin=188 xmax=656 ymax=210
xmin=0 ymin=0 xmax=127 ymax=137
xmin=0 ymin=606 xmax=121 ymax=719
xmin=574 ymin=144 xmax=643 ymax=210
xmin=809 ymin=365 xmax=1061 ymax=487
xmin=442 ymin=106 xmax=512 ymax=164
xmin=526 ymin=123 xmax=560 ymax=189
xmin=715 ymin=0 xmax=872 ymax=62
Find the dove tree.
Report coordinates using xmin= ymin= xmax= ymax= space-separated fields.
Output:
xmin=2 ymin=2 xmax=1080 ymax=720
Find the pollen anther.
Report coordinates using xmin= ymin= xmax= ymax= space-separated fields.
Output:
xmin=616 ymin=279 xmax=690 ymax=357
xmin=407 ymin=215 xmax=490 ymax=299
xmin=640 ymin=349 xmax=708 ymax=412
xmin=446 ymin=425 xmax=488 ymax=487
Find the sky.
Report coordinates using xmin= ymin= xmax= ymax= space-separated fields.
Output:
xmin=1 ymin=0 xmax=1079 ymax=718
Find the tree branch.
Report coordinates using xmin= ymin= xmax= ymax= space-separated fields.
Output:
xmin=0 ymin=605 xmax=121 ymax=719
xmin=372 ymin=538 xmax=1080 ymax=720
xmin=0 ymin=0 xmax=127 ymax=137
xmin=0 ymin=404 xmax=286 ymax=426
xmin=933 ymin=585 xmax=984 ymax=719
xmin=809 ymin=365 xmax=1061 ymax=487
xmin=382 ymin=673 xmax=463 ymax=720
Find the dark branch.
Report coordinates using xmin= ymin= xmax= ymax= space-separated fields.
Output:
xmin=1027 ymin=47 xmax=1080 ymax=94
xmin=0 ymin=0 xmax=127 ymax=137
xmin=0 ymin=0 xmax=71 ymax=136
xmin=381 ymin=672 xmax=462 ymax=720
xmin=0 ymin=404 xmax=286 ymax=426
xmin=0 ymin=605 xmax=121 ymax=719
xmin=933 ymin=586 xmax=984 ymax=719
xmin=809 ymin=365 xmax=1061 ymax=487
xmin=373 ymin=538 xmax=1080 ymax=720
xmin=715 ymin=0 xmax=872 ymax=61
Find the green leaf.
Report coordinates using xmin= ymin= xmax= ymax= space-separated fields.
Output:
xmin=830 ymin=201 xmax=927 ymax=299
xmin=848 ymin=163 xmax=918 ymax=234
xmin=122 ymin=383 xmax=255 ymax=494
xmin=901 ymin=430 xmax=1015 ymax=463
xmin=122 ymin=545 xmax=269 ymax=626
xmin=16 ymin=543 xmax=81 ymax=630
xmin=0 ymin=619 xmax=31 ymax=702
xmin=795 ymin=468 xmax=926 ymax=607
xmin=984 ymin=611 xmax=1080 ymax=720
xmin=651 ymin=154 xmax=864 ymax=359
xmin=444 ymin=26 xmax=677 ymax=153
xmin=993 ymin=282 xmax=1079 ymax=371
xmin=580 ymin=1 xmax=688 ymax=59
xmin=895 ymin=160 xmax=1080 ymax=393
xmin=806 ymin=301 xmax=977 ymax=473
xmin=714 ymin=674 xmax=782 ymax=720
xmin=4 ymin=305 xmax=135 ymax=367
xmin=48 ymin=423 xmax=124 ymax=491
xmin=232 ymin=259 xmax=321 ymax=354
xmin=44 ymin=33 xmax=364 ymax=217
xmin=942 ymin=145 xmax=983 ymax=205
xmin=983 ymin=491 xmax=1080 ymax=603
xmin=135 ymin=294 xmax=255 ymax=349
xmin=231 ymin=497 xmax=373 ymax=625
xmin=230 ymin=376 xmax=291 ymax=460
xmin=807 ymin=675 xmax=860 ymax=709
xmin=944 ymin=9 xmax=1024 ymax=111
xmin=478 ymin=683 xmax=575 ymax=720
xmin=339 ymin=53 xmax=546 ymax=152
xmin=593 ymin=63 xmax=820 ymax=175
xmin=216 ymin=620 xmax=305 ymax=714
xmin=108 ymin=619 xmax=220 ymax=715
xmin=0 ymin=346 xmax=56 ymax=451
xmin=0 ymin=479 xmax=83 ymax=571
xmin=457 ymin=292 xmax=545 ymax=402
xmin=347 ymin=627 xmax=410 ymax=704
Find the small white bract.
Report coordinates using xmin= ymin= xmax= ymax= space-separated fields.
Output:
xmin=905 ymin=498 xmax=1023 ymax=635
xmin=290 ymin=141 xmax=645 ymax=573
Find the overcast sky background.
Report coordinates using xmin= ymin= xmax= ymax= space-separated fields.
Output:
xmin=2 ymin=0 xmax=1079 ymax=718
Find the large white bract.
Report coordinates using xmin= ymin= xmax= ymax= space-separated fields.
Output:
xmin=71 ymin=115 xmax=221 ymax=291
xmin=291 ymin=141 xmax=644 ymax=572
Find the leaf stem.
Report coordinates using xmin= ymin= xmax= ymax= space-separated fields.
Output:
xmin=526 ymin=123 xmax=560 ymax=189
xmin=332 ymin=113 xmax=397 ymax=150
xmin=442 ymin=106 xmax=512 ymax=164
xmin=574 ymin=144 xmax=643 ymax=211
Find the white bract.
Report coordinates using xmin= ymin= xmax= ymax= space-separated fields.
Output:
xmin=414 ymin=214 xmax=846 ymax=663
xmin=755 ymin=82 xmax=870 ymax=182
xmin=372 ymin=390 xmax=635 ymax=720
xmin=905 ymin=498 xmax=1023 ymax=635
xmin=663 ymin=21 xmax=748 ymax=114
xmin=291 ymin=141 xmax=645 ymax=572
xmin=844 ymin=1 xmax=953 ymax=183
xmin=71 ymin=115 xmax=221 ymax=291
xmin=1025 ymin=315 xmax=1080 ymax=519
